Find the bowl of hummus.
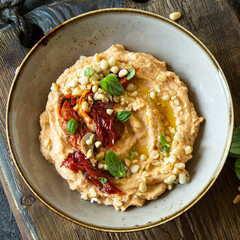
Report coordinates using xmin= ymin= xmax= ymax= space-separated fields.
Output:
xmin=6 ymin=9 xmax=233 ymax=231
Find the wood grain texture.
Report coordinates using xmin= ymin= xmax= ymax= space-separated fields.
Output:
xmin=0 ymin=0 xmax=240 ymax=239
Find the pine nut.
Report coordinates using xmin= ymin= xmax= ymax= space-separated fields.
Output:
xmin=92 ymin=85 xmax=98 ymax=93
xmin=175 ymin=162 xmax=185 ymax=170
xmin=125 ymin=106 xmax=132 ymax=111
xmin=51 ymin=83 xmax=59 ymax=92
xmin=102 ymin=70 xmax=110 ymax=76
xmin=174 ymin=132 xmax=183 ymax=142
xmin=167 ymin=184 xmax=173 ymax=190
xmin=165 ymin=136 xmax=171 ymax=142
xmin=95 ymin=151 xmax=105 ymax=160
xmin=139 ymin=182 xmax=147 ymax=192
xmin=131 ymin=165 xmax=140 ymax=174
xmin=86 ymin=139 xmax=93 ymax=145
xmin=61 ymin=86 xmax=71 ymax=95
xmin=173 ymin=167 xmax=179 ymax=174
xmin=92 ymin=65 xmax=101 ymax=73
xmin=100 ymin=60 xmax=108 ymax=70
xmin=126 ymin=83 xmax=135 ymax=91
xmin=98 ymin=88 xmax=104 ymax=93
xmin=140 ymin=154 xmax=147 ymax=161
xmin=89 ymin=188 xmax=97 ymax=197
xmin=95 ymin=141 xmax=102 ymax=148
xmin=113 ymin=96 xmax=120 ymax=103
xmin=68 ymin=78 xmax=78 ymax=88
xmin=72 ymin=87 xmax=83 ymax=97
xmin=86 ymin=149 xmax=93 ymax=159
xmin=164 ymin=174 xmax=176 ymax=184
xmin=125 ymin=159 xmax=131 ymax=167
xmin=185 ymin=146 xmax=192 ymax=154
xmin=114 ymin=199 xmax=123 ymax=207
xmin=152 ymin=151 xmax=159 ymax=159
xmin=156 ymin=74 xmax=167 ymax=82
xmin=106 ymin=109 xmax=113 ymax=115
xmin=96 ymin=93 xmax=105 ymax=101
xmin=92 ymin=80 xmax=100 ymax=86
xmin=131 ymin=91 xmax=138 ymax=97
xmin=105 ymin=198 xmax=113 ymax=205
xmin=102 ymin=96 xmax=109 ymax=103
xmin=109 ymin=56 xmax=116 ymax=66
xmin=110 ymin=66 xmax=119 ymax=74
xmin=169 ymin=12 xmax=181 ymax=21
xmin=150 ymin=91 xmax=157 ymax=99
xmin=94 ymin=53 xmax=100 ymax=62
xmin=168 ymin=156 xmax=177 ymax=164
xmin=80 ymin=77 xmax=89 ymax=86
xmin=82 ymin=101 xmax=90 ymax=112
xmin=233 ymin=194 xmax=240 ymax=204
xmin=174 ymin=98 xmax=180 ymax=106
xmin=179 ymin=173 xmax=187 ymax=184
xmin=118 ymin=69 xmax=128 ymax=78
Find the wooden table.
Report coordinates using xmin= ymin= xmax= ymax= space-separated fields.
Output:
xmin=0 ymin=0 xmax=240 ymax=239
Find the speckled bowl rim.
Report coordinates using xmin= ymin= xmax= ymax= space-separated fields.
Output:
xmin=6 ymin=8 xmax=234 ymax=232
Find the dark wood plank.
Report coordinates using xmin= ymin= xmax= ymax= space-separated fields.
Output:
xmin=0 ymin=0 xmax=240 ymax=239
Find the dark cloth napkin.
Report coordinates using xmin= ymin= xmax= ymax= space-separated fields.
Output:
xmin=0 ymin=0 xmax=124 ymax=48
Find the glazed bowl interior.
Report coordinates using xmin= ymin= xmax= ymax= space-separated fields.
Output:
xmin=7 ymin=9 xmax=233 ymax=231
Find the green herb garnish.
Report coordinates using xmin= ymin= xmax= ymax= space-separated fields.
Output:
xmin=160 ymin=132 xmax=170 ymax=154
xmin=229 ymin=126 xmax=240 ymax=180
xmin=229 ymin=126 xmax=240 ymax=157
xmin=127 ymin=66 xmax=135 ymax=80
xmin=66 ymin=119 xmax=78 ymax=135
xmin=100 ymin=74 xmax=124 ymax=95
xmin=127 ymin=147 xmax=135 ymax=160
xmin=98 ymin=177 xmax=107 ymax=185
xmin=116 ymin=111 xmax=132 ymax=122
xmin=84 ymin=67 xmax=94 ymax=77
xmin=105 ymin=150 xmax=126 ymax=178
xmin=235 ymin=158 xmax=240 ymax=180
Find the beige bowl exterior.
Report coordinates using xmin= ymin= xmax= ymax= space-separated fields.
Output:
xmin=6 ymin=9 xmax=233 ymax=231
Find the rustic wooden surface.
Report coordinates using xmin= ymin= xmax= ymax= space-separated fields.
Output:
xmin=0 ymin=0 xmax=240 ymax=239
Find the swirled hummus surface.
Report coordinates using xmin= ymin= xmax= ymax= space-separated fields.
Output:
xmin=40 ymin=44 xmax=204 ymax=211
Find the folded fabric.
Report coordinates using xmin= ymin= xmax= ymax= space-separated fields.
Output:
xmin=0 ymin=0 xmax=124 ymax=48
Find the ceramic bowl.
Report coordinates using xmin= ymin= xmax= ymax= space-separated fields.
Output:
xmin=6 ymin=9 xmax=234 ymax=231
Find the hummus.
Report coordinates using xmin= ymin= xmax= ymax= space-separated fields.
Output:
xmin=40 ymin=44 xmax=204 ymax=211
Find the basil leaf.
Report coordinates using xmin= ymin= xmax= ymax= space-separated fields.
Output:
xmin=105 ymin=150 xmax=126 ymax=178
xmin=66 ymin=119 xmax=78 ymax=135
xmin=160 ymin=132 xmax=170 ymax=154
xmin=84 ymin=67 xmax=94 ymax=77
xmin=116 ymin=111 xmax=132 ymax=122
xmin=235 ymin=158 xmax=240 ymax=180
xmin=98 ymin=177 xmax=107 ymax=185
xmin=162 ymin=146 xmax=169 ymax=155
xmin=127 ymin=66 xmax=135 ymax=80
xmin=127 ymin=147 xmax=135 ymax=160
xmin=100 ymin=74 xmax=124 ymax=95
xmin=229 ymin=126 xmax=240 ymax=157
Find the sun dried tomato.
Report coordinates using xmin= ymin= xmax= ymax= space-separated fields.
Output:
xmin=61 ymin=150 xmax=122 ymax=194
xmin=89 ymin=101 xmax=120 ymax=148
xmin=58 ymin=95 xmax=89 ymax=149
